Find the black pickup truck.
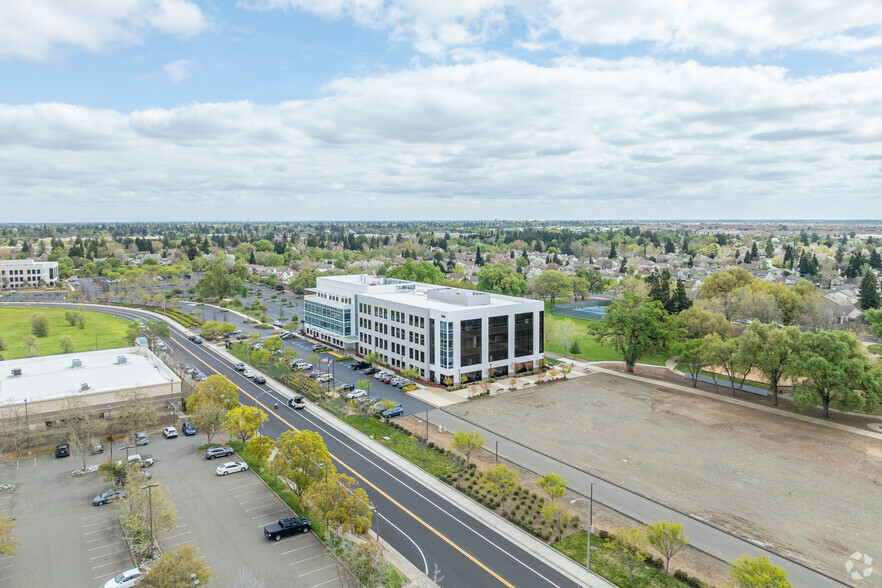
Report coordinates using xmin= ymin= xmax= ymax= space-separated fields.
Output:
xmin=264 ymin=516 xmax=311 ymax=541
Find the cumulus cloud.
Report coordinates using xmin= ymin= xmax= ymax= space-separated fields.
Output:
xmin=164 ymin=59 xmax=195 ymax=82
xmin=2 ymin=58 xmax=882 ymax=221
xmin=0 ymin=0 xmax=207 ymax=61
xmin=245 ymin=0 xmax=882 ymax=57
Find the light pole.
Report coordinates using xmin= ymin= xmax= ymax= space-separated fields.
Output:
xmin=24 ymin=398 xmax=30 ymax=452
xmin=495 ymin=440 xmax=499 ymax=464
xmin=142 ymin=483 xmax=159 ymax=551
xmin=122 ymin=444 xmax=135 ymax=459
xmin=107 ymin=405 xmax=113 ymax=461
xmin=571 ymin=483 xmax=596 ymax=575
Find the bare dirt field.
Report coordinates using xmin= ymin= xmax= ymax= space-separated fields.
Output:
xmin=445 ymin=372 xmax=882 ymax=585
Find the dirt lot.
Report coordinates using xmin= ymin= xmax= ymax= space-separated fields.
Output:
xmin=445 ymin=372 xmax=882 ymax=584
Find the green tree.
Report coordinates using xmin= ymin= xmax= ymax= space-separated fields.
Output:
xmin=303 ymin=473 xmax=373 ymax=534
xmin=63 ymin=310 xmax=79 ymax=326
xmin=192 ymin=374 xmax=239 ymax=411
xmin=452 ymin=430 xmax=485 ymax=468
xmin=698 ymin=268 xmax=753 ymax=321
xmin=537 ymin=471 xmax=566 ymax=502
xmin=701 ymin=333 xmax=752 ymax=397
xmin=592 ymin=293 xmax=683 ymax=373
xmin=58 ymin=335 xmax=74 ymax=353
xmin=677 ymin=338 xmax=706 ymax=388
xmin=190 ymin=399 xmax=226 ymax=444
xmin=289 ymin=267 xmax=318 ymax=294
xmin=364 ymin=352 xmax=384 ymax=366
xmin=271 ymin=430 xmax=335 ymax=496
xmin=531 ymin=270 xmax=571 ymax=310
xmin=0 ymin=516 xmax=20 ymax=556
xmin=866 ymin=308 xmax=882 ymax=339
xmin=541 ymin=501 xmax=573 ymax=542
xmin=119 ymin=478 xmax=177 ymax=555
xmin=729 ymin=555 xmax=793 ymax=588
xmin=30 ymin=312 xmax=49 ymax=337
xmin=139 ymin=545 xmax=213 ymax=587
xmin=858 ymin=271 xmax=881 ymax=310
xmin=569 ymin=340 xmax=582 ymax=356
xmin=246 ymin=434 xmax=276 ymax=471
xmin=734 ymin=323 xmax=800 ymax=406
xmin=786 ymin=331 xmax=882 ymax=418
xmin=477 ymin=263 xmax=526 ymax=296
xmin=197 ymin=259 xmax=243 ymax=299
xmin=127 ymin=319 xmax=170 ymax=351
xmin=387 ymin=259 xmax=445 ymax=284
xmin=679 ymin=306 xmax=731 ymax=339
xmin=606 ymin=527 xmax=649 ymax=586
xmin=483 ymin=464 xmax=520 ymax=509
xmin=644 ymin=520 xmax=688 ymax=573
xmin=223 ymin=405 xmax=268 ymax=448
xmin=262 ymin=336 xmax=283 ymax=354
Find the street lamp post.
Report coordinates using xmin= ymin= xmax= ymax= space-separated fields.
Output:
xmin=571 ymin=483 xmax=596 ymax=575
xmin=107 ymin=405 xmax=113 ymax=461
xmin=495 ymin=440 xmax=499 ymax=464
xmin=142 ymin=483 xmax=159 ymax=551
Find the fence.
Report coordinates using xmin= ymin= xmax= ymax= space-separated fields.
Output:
xmin=552 ymin=297 xmax=613 ymax=322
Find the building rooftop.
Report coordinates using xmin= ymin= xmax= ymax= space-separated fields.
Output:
xmin=0 ymin=347 xmax=180 ymax=406
xmin=363 ymin=286 xmax=539 ymax=312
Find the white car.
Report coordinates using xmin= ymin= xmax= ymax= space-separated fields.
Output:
xmin=162 ymin=426 xmax=178 ymax=439
xmin=216 ymin=461 xmax=249 ymax=476
xmin=243 ymin=369 xmax=255 ymax=378
xmin=346 ymin=388 xmax=367 ymax=399
xmin=317 ymin=373 xmax=332 ymax=382
xmin=104 ymin=567 xmax=143 ymax=588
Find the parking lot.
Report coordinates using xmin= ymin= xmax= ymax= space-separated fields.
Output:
xmin=0 ymin=432 xmax=343 ymax=587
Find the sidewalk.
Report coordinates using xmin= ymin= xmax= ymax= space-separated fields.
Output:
xmin=427 ymin=410 xmax=847 ymax=588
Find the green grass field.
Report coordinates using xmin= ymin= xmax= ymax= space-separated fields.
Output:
xmin=544 ymin=305 xmax=668 ymax=366
xmin=0 ymin=306 xmax=131 ymax=360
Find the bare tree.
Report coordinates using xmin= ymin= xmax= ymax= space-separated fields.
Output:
xmin=233 ymin=567 xmax=266 ymax=588
xmin=114 ymin=388 xmax=160 ymax=441
xmin=60 ymin=395 xmax=104 ymax=470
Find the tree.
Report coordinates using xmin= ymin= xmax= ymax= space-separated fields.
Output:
xmin=119 ymin=478 xmax=177 ymax=554
xmin=246 ymin=435 xmax=276 ymax=471
xmin=729 ymin=555 xmax=793 ymax=588
xmin=858 ymin=271 xmax=881 ymax=310
xmin=63 ymin=310 xmax=80 ymax=326
xmin=676 ymin=338 xmax=707 ymax=388
xmin=197 ymin=258 xmax=243 ymax=299
xmin=58 ymin=335 xmax=74 ymax=353
xmin=786 ymin=331 xmax=881 ymax=418
xmin=669 ymin=279 xmax=692 ymax=313
xmin=452 ymin=430 xmax=485 ymax=468
xmin=735 ymin=323 xmax=800 ymax=406
xmin=644 ymin=520 xmax=688 ymax=573
xmin=592 ymin=293 xmax=683 ymax=373
xmin=139 ymin=545 xmax=213 ymax=587
xmin=387 ymin=259 xmax=445 ymax=284
xmin=60 ymin=394 xmax=104 ymax=470
xmin=866 ymin=308 xmax=882 ymax=339
xmin=127 ymin=319 xmax=170 ymax=351
xmin=0 ymin=516 xmax=20 ymax=556
xmin=537 ymin=471 xmax=566 ymax=502
xmin=701 ymin=333 xmax=752 ymax=397
xmin=679 ymin=306 xmax=731 ymax=339
xmin=569 ymin=340 xmax=582 ymax=356
xmin=364 ymin=352 xmax=384 ymax=366
xmin=606 ymin=527 xmax=649 ymax=585
xmin=542 ymin=501 xmax=573 ymax=542
xmin=192 ymin=375 xmax=239 ymax=411
xmin=114 ymin=388 xmax=159 ymax=440
xmin=191 ymin=399 xmax=226 ymax=444
xmin=531 ymin=270 xmax=571 ymax=310
xmin=271 ymin=430 xmax=334 ymax=496
xmin=483 ymin=464 xmax=520 ymax=509
xmin=477 ymin=263 xmax=526 ymax=296
xmin=332 ymin=531 xmax=388 ymax=587
xmin=223 ymin=405 xmax=268 ymax=448
xmin=30 ymin=312 xmax=49 ymax=337
xmin=552 ymin=320 xmax=577 ymax=357
xmin=303 ymin=472 xmax=373 ymax=533
xmin=0 ymin=405 xmax=32 ymax=456
xmin=698 ymin=268 xmax=753 ymax=321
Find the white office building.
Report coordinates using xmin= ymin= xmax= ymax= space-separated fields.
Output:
xmin=304 ymin=274 xmax=544 ymax=384
xmin=0 ymin=259 xmax=59 ymax=289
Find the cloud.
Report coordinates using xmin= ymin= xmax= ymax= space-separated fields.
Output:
xmin=163 ymin=59 xmax=195 ymax=82
xmin=2 ymin=57 xmax=882 ymax=221
xmin=0 ymin=0 xmax=207 ymax=61
xmin=244 ymin=0 xmax=882 ymax=57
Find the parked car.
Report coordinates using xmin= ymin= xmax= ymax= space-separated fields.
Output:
xmin=311 ymin=343 xmax=325 ymax=351
xmin=243 ymin=369 xmax=255 ymax=378
xmin=103 ymin=567 xmax=143 ymax=588
xmin=234 ymin=362 xmax=246 ymax=371
xmin=350 ymin=361 xmax=371 ymax=370
xmin=156 ymin=341 xmax=168 ymax=351
xmin=162 ymin=426 xmax=178 ymax=439
xmin=134 ymin=432 xmax=149 ymax=445
xmin=205 ymin=446 xmax=234 ymax=460
xmin=55 ymin=444 xmax=70 ymax=458
xmin=264 ymin=516 xmax=311 ymax=541
xmin=254 ymin=375 xmax=267 ymax=384
xmin=216 ymin=461 xmax=249 ymax=476
xmin=93 ymin=488 xmax=126 ymax=506
xmin=139 ymin=454 xmax=155 ymax=467
xmin=362 ymin=367 xmax=378 ymax=375
xmin=181 ymin=421 xmax=196 ymax=436
xmin=396 ymin=379 xmax=412 ymax=388
xmin=317 ymin=373 xmax=332 ymax=383
xmin=338 ymin=383 xmax=355 ymax=391
xmin=374 ymin=371 xmax=390 ymax=380
xmin=346 ymin=388 xmax=367 ymax=399
xmin=235 ymin=333 xmax=248 ymax=340
xmin=287 ymin=395 xmax=305 ymax=409
xmin=280 ymin=332 xmax=294 ymax=339
xmin=382 ymin=405 xmax=404 ymax=418
xmin=90 ymin=442 xmax=104 ymax=455
xmin=273 ymin=320 xmax=285 ymax=327
xmin=193 ymin=337 xmax=203 ymax=344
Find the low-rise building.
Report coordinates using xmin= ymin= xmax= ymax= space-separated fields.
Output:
xmin=0 ymin=259 xmax=59 ymax=289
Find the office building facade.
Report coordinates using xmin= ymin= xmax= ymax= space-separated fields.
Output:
xmin=0 ymin=259 xmax=59 ymax=289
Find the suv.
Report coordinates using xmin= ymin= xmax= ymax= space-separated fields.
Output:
xmin=287 ymin=395 xmax=305 ymax=409
xmin=234 ymin=362 xmax=246 ymax=371
xmin=181 ymin=421 xmax=196 ymax=436
xmin=134 ymin=432 xmax=149 ymax=446
xmin=205 ymin=446 xmax=234 ymax=460
xmin=55 ymin=444 xmax=70 ymax=458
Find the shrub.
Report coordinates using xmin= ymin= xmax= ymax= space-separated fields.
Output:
xmin=673 ymin=570 xmax=706 ymax=588
xmin=571 ymin=515 xmax=580 ymax=527
xmin=598 ymin=529 xmax=612 ymax=540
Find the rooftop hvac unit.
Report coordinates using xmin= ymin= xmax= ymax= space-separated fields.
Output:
xmin=11 ymin=368 xmax=22 ymax=376
xmin=117 ymin=356 xmax=127 ymax=365
xmin=80 ymin=383 xmax=89 ymax=391
xmin=72 ymin=359 xmax=82 ymax=368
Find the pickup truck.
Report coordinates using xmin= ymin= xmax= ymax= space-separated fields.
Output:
xmin=264 ymin=516 xmax=311 ymax=541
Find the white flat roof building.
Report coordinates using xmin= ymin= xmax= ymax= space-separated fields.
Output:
xmin=304 ymin=274 xmax=544 ymax=384
xmin=0 ymin=258 xmax=59 ymax=289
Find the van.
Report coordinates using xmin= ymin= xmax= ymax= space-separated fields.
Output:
xmin=287 ymin=395 xmax=306 ymax=409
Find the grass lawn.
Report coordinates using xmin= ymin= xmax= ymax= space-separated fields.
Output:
xmin=0 ymin=306 xmax=131 ymax=360
xmin=553 ymin=531 xmax=684 ymax=588
xmin=341 ymin=415 xmax=457 ymax=478
xmin=545 ymin=306 xmax=668 ymax=366
xmin=868 ymin=344 xmax=882 ymax=355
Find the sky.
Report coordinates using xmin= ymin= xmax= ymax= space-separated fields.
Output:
xmin=2 ymin=1 xmax=882 ymax=222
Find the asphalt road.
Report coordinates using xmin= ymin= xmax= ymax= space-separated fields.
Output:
xmin=13 ymin=302 xmax=583 ymax=588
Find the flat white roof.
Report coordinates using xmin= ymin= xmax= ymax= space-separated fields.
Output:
xmin=361 ymin=288 xmax=540 ymax=313
xmin=0 ymin=347 xmax=180 ymax=406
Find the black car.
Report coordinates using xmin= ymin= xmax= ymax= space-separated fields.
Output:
xmin=187 ymin=334 xmax=197 ymax=341
xmin=349 ymin=362 xmax=371 ymax=370
xmin=254 ymin=375 xmax=267 ymax=384
xmin=235 ymin=333 xmax=248 ymax=340
xmin=362 ymin=367 xmax=378 ymax=375
xmin=338 ymin=383 xmax=355 ymax=391
xmin=55 ymin=444 xmax=70 ymax=458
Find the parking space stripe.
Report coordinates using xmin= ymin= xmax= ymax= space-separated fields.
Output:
xmin=92 ymin=558 xmax=132 ymax=570
xmin=80 ymin=512 xmax=106 ymax=520
xmin=298 ymin=563 xmax=336 ymax=578
xmin=280 ymin=544 xmax=315 ymax=555
xmin=0 ymin=574 xmax=15 ymax=582
xmin=88 ymin=543 xmax=119 ymax=552
xmin=252 ymin=509 xmax=288 ymax=520
xmin=82 ymin=521 xmax=107 ymax=528
xmin=224 ymin=482 xmax=260 ymax=492
xmin=291 ymin=553 xmax=326 ymax=567
xmin=311 ymin=577 xmax=342 ymax=588
xmin=84 ymin=528 xmax=115 ymax=536
xmin=244 ymin=502 xmax=277 ymax=512
xmin=86 ymin=535 xmax=116 ymax=543
xmin=162 ymin=531 xmax=191 ymax=541
xmin=164 ymin=539 xmax=195 ymax=549
xmin=233 ymin=488 xmax=263 ymax=497
xmin=90 ymin=549 xmax=129 ymax=561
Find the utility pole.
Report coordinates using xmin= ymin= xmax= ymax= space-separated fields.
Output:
xmin=142 ymin=483 xmax=159 ymax=552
